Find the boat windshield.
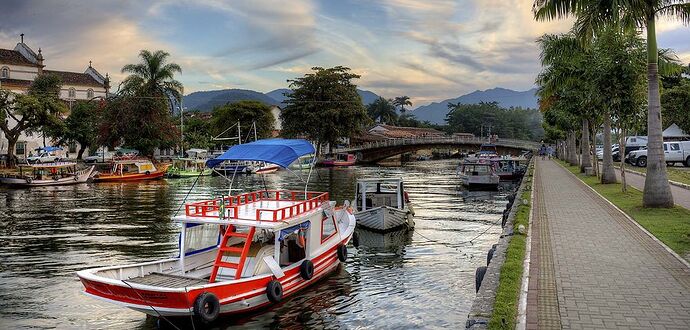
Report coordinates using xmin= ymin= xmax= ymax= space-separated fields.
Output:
xmin=181 ymin=223 xmax=220 ymax=256
xmin=463 ymin=164 xmax=490 ymax=174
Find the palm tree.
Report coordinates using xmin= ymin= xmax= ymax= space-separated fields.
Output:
xmin=367 ymin=97 xmax=398 ymax=125
xmin=121 ymin=50 xmax=183 ymax=102
xmin=533 ymin=0 xmax=690 ymax=207
xmin=393 ymin=96 xmax=412 ymax=115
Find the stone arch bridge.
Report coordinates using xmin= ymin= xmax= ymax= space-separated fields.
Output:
xmin=333 ymin=137 xmax=541 ymax=164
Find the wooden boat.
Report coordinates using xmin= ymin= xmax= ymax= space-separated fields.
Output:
xmin=77 ymin=139 xmax=356 ymax=324
xmin=457 ymin=159 xmax=500 ymax=190
xmin=0 ymin=162 xmax=95 ymax=187
xmin=491 ymin=156 xmax=527 ymax=181
xmin=290 ymin=155 xmax=316 ymax=170
xmin=167 ymin=158 xmax=212 ymax=178
xmin=319 ymin=153 xmax=356 ymax=167
xmin=94 ymin=159 xmax=169 ymax=182
xmin=353 ymin=178 xmax=414 ymax=232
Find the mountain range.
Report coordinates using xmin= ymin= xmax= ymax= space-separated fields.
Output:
xmin=182 ymin=87 xmax=539 ymax=123
xmin=410 ymin=87 xmax=539 ymax=124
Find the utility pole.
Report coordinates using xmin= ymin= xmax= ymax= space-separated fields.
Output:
xmin=179 ymin=103 xmax=185 ymax=157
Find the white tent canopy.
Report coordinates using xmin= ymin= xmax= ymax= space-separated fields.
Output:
xmin=663 ymin=124 xmax=689 ymax=139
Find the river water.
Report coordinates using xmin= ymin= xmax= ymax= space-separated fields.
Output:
xmin=0 ymin=160 xmax=515 ymax=329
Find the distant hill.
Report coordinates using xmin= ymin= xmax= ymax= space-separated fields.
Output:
xmin=411 ymin=87 xmax=539 ymax=124
xmin=265 ymin=88 xmax=382 ymax=107
xmin=183 ymin=89 xmax=280 ymax=112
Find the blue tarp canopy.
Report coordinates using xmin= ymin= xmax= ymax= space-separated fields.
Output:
xmin=206 ymin=139 xmax=315 ymax=169
xmin=35 ymin=146 xmax=62 ymax=152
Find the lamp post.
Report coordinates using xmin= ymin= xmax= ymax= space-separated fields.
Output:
xmin=180 ymin=104 xmax=186 ymax=157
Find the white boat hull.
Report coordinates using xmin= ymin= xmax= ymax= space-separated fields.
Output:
xmin=459 ymin=173 xmax=500 ymax=188
xmin=355 ymin=206 xmax=413 ymax=231
xmin=0 ymin=166 xmax=95 ymax=187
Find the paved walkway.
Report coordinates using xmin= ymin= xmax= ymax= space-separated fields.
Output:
xmin=613 ymin=169 xmax=690 ymax=210
xmin=526 ymin=159 xmax=690 ymax=329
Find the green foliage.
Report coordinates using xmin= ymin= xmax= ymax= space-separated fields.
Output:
xmin=397 ymin=114 xmax=440 ymax=129
xmin=27 ymin=74 xmax=69 ymax=139
xmin=211 ymin=101 xmax=274 ymax=140
xmin=179 ymin=112 xmax=213 ymax=150
xmin=393 ymin=96 xmax=412 ymax=114
xmin=367 ymin=97 xmax=398 ymax=125
xmin=445 ymin=102 xmax=544 ymax=141
xmin=281 ymin=66 xmax=370 ymax=151
xmin=120 ymin=50 xmax=184 ymax=102
xmin=59 ymin=101 xmax=100 ymax=159
xmin=661 ymin=78 xmax=690 ymax=134
xmin=98 ymin=93 xmax=179 ymax=156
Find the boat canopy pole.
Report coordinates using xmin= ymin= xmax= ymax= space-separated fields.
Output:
xmin=304 ymin=143 xmax=317 ymax=197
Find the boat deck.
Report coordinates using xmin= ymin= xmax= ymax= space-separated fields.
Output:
xmin=125 ymin=272 xmax=208 ymax=288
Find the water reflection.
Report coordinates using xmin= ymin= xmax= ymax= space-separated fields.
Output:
xmin=0 ymin=160 xmax=513 ymax=329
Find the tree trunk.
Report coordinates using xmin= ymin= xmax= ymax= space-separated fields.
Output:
xmin=601 ymin=115 xmax=617 ymax=184
xmin=580 ymin=118 xmax=591 ymax=173
xmin=591 ymin=124 xmax=599 ymax=178
xmin=567 ymin=131 xmax=578 ymax=166
xmin=643 ymin=16 xmax=674 ymax=207
xmin=619 ymin=127 xmax=627 ymax=192
xmin=6 ymin=135 xmax=17 ymax=167
xmin=77 ymin=144 xmax=87 ymax=160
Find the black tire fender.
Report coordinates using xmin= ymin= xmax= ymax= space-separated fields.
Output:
xmin=337 ymin=244 xmax=347 ymax=262
xmin=145 ymin=171 xmax=151 ymax=175
xmin=300 ymin=259 xmax=314 ymax=280
xmin=637 ymin=156 xmax=647 ymax=167
xmin=266 ymin=280 xmax=283 ymax=303
xmin=686 ymin=156 xmax=690 ymax=167
xmin=475 ymin=266 xmax=487 ymax=293
xmin=193 ymin=292 xmax=220 ymax=324
xmin=487 ymin=247 xmax=495 ymax=266
xmin=25 ymin=177 xmax=33 ymax=184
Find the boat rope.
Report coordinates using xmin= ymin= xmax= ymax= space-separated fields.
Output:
xmin=173 ymin=171 xmax=203 ymax=217
xmin=120 ymin=280 xmax=182 ymax=330
xmin=412 ymin=217 xmax=500 ymax=248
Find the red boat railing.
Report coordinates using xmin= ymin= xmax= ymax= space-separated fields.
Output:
xmin=184 ymin=190 xmax=329 ymax=222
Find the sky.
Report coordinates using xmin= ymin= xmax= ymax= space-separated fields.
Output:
xmin=1 ymin=0 xmax=689 ymax=107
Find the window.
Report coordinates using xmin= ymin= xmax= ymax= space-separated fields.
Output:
xmin=670 ymin=143 xmax=680 ymax=151
xmin=664 ymin=144 xmax=668 ymax=151
xmin=68 ymin=88 xmax=76 ymax=99
xmin=321 ymin=216 xmax=337 ymax=242
xmin=15 ymin=142 xmax=26 ymax=156
xmin=87 ymin=88 xmax=94 ymax=99
xmin=0 ymin=66 xmax=9 ymax=78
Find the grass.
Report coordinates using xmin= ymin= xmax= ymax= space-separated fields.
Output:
xmin=558 ymin=160 xmax=690 ymax=258
xmin=619 ymin=163 xmax=690 ymax=186
xmin=488 ymin=166 xmax=532 ymax=330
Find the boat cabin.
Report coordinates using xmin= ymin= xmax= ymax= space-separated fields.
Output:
xmin=334 ymin=153 xmax=356 ymax=162
xmin=185 ymin=149 xmax=209 ymax=159
xmin=109 ymin=160 xmax=157 ymax=176
xmin=459 ymin=162 xmax=495 ymax=176
xmin=18 ymin=162 xmax=79 ymax=180
xmin=354 ymin=178 xmax=406 ymax=212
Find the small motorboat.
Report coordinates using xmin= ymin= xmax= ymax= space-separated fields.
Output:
xmin=167 ymin=150 xmax=213 ymax=178
xmin=212 ymin=162 xmax=252 ymax=176
xmin=457 ymin=159 xmax=500 ymax=190
xmin=353 ymin=178 xmax=414 ymax=232
xmin=290 ymin=155 xmax=316 ymax=170
xmin=477 ymin=143 xmax=499 ymax=159
xmin=94 ymin=159 xmax=169 ymax=182
xmin=0 ymin=162 xmax=95 ymax=187
xmin=491 ymin=156 xmax=527 ymax=181
xmin=77 ymin=139 xmax=356 ymax=324
xmin=248 ymin=162 xmax=280 ymax=174
xmin=319 ymin=153 xmax=356 ymax=167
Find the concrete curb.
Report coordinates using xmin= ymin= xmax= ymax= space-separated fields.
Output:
xmin=465 ymin=158 xmax=534 ymax=329
xmin=516 ymin=162 xmax=536 ymax=330
xmin=556 ymin=161 xmax=690 ymax=270
xmin=622 ymin=167 xmax=690 ymax=191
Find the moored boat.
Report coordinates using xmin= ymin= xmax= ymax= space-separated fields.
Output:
xmin=167 ymin=149 xmax=213 ymax=178
xmin=77 ymin=139 xmax=356 ymax=324
xmin=94 ymin=159 xmax=169 ymax=182
xmin=0 ymin=162 xmax=95 ymax=187
xmin=457 ymin=159 xmax=500 ymax=190
xmin=491 ymin=156 xmax=527 ymax=181
xmin=319 ymin=153 xmax=356 ymax=167
xmin=353 ymin=178 xmax=414 ymax=232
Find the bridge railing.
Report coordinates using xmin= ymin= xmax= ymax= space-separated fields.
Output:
xmin=333 ymin=136 xmax=540 ymax=153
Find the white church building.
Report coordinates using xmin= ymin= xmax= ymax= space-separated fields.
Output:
xmin=0 ymin=35 xmax=110 ymax=158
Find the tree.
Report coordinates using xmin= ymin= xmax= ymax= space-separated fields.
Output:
xmin=533 ymin=0 xmax=690 ymax=207
xmin=446 ymin=102 xmax=544 ymax=141
xmin=99 ymin=50 xmax=183 ymax=156
xmin=281 ymin=66 xmax=370 ymax=153
xmin=59 ymin=101 xmax=100 ymax=159
xmin=662 ymin=78 xmax=690 ymax=134
xmin=178 ymin=112 xmax=214 ymax=150
xmin=367 ymin=97 xmax=398 ymax=124
xmin=0 ymin=74 xmax=67 ymax=167
xmin=393 ymin=96 xmax=412 ymax=114
xmin=211 ymin=101 xmax=274 ymax=141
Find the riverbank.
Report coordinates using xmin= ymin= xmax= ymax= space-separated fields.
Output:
xmin=559 ymin=160 xmax=690 ymax=260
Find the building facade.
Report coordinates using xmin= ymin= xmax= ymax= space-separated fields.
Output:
xmin=0 ymin=36 xmax=110 ymax=158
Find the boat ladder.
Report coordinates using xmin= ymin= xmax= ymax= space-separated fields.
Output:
xmin=209 ymin=225 xmax=256 ymax=283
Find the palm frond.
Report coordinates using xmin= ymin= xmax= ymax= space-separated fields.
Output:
xmin=655 ymin=3 xmax=690 ymax=24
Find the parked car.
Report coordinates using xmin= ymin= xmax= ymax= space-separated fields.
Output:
xmin=626 ymin=141 xmax=690 ymax=167
xmin=27 ymin=152 xmax=61 ymax=164
xmin=597 ymin=146 xmax=621 ymax=162
xmin=84 ymin=151 xmax=115 ymax=163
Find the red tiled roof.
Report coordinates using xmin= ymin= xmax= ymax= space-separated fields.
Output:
xmin=44 ymin=70 xmax=104 ymax=87
xmin=369 ymin=124 xmax=445 ymax=138
xmin=0 ymin=48 xmax=37 ymax=66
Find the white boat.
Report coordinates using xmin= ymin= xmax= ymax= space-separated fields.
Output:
xmin=0 ymin=162 xmax=95 ymax=187
xmin=457 ymin=159 xmax=500 ymax=190
xmin=353 ymin=178 xmax=414 ymax=232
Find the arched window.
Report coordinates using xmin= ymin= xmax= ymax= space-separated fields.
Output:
xmin=87 ymin=88 xmax=94 ymax=99
xmin=68 ymin=88 xmax=76 ymax=99
xmin=0 ymin=66 xmax=9 ymax=79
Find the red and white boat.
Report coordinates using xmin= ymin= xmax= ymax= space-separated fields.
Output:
xmin=77 ymin=139 xmax=355 ymax=324
xmin=319 ymin=153 xmax=356 ymax=167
